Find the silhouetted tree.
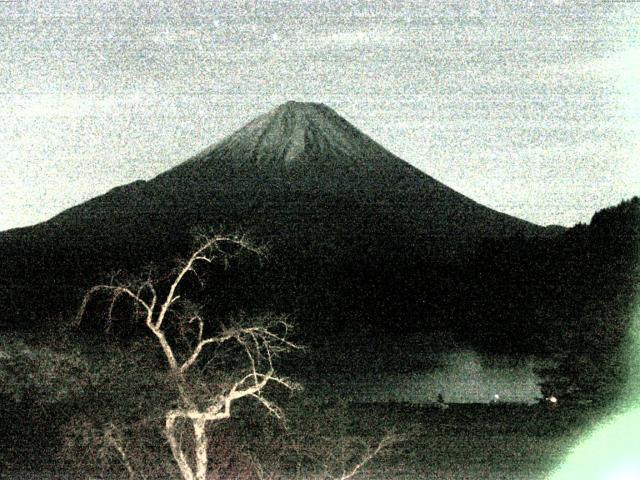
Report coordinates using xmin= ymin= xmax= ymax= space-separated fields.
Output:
xmin=77 ymin=234 xmax=301 ymax=480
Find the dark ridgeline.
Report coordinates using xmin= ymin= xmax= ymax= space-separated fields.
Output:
xmin=0 ymin=102 xmax=637 ymax=393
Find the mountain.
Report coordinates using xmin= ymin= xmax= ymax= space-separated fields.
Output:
xmin=38 ymin=101 xmax=541 ymax=253
xmin=1 ymin=101 xmax=551 ymax=334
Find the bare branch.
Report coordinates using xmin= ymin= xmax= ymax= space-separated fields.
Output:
xmin=248 ymin=393 xmax=285 ymax=420
xmin=179 ymin=315 xmax=300 ymax=374
xmin=76 ymin=285 xmax=152 ymax=327
xmin=155 ymin=234 xmax=257 ymax=330
xmin=336 ymin=433 xmax=405 ymax=480
xmin=103 ymin=423 xmax=137 ymax=480
xmin=179 ymin=336 xmax=226 ymax=374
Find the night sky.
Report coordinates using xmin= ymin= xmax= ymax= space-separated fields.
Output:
xmin=1 ymin=0 xmax=639 ymax=231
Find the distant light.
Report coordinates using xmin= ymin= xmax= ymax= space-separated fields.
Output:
xmin=493 ymin=394 xmax=500 ymax=401
xmin=549 ymin=395 xmax=558 ymax=404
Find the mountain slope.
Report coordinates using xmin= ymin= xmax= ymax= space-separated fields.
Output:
xmin=44 ymin=101 xmax=541 ymax=247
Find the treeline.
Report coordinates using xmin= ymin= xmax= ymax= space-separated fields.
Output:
xmin=535 ymin=197 xmax=639 ymax=404
xmin=423 ymin=197 xmax=638 ymax=403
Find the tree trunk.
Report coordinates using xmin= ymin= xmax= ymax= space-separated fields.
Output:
xmin=193 ymin=416 xmax=209 ymax=480
xmin=166 ymin=411 xmax=195 ymax=480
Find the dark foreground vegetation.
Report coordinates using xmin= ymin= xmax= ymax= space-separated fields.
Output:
xmin=1 ymin=395 xmax=604 ymax=479
xmin=1 ymin=198 xmax=638 ymax=478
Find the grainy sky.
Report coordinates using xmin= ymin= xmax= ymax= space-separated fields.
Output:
xmin=1 ymin=0 xmax=638 ymax=231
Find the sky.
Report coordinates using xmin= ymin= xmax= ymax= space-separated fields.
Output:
xmin=1 ymin=0 xmax=639 ymax=231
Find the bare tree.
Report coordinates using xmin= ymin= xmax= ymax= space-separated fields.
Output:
xmin=250 ymin=428 xmax=407 ymax=480
xmin=77 ymin=234 xmax=301 ymax=480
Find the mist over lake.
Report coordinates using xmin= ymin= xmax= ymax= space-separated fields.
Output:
xmin=307 ymin=349 xmax=543 ymax=405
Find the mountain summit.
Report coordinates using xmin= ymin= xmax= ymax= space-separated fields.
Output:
xmin=205 ymin=101 xmax=395 ymax=168
xmin=170 ymin=100 xmax=418 ymax=190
